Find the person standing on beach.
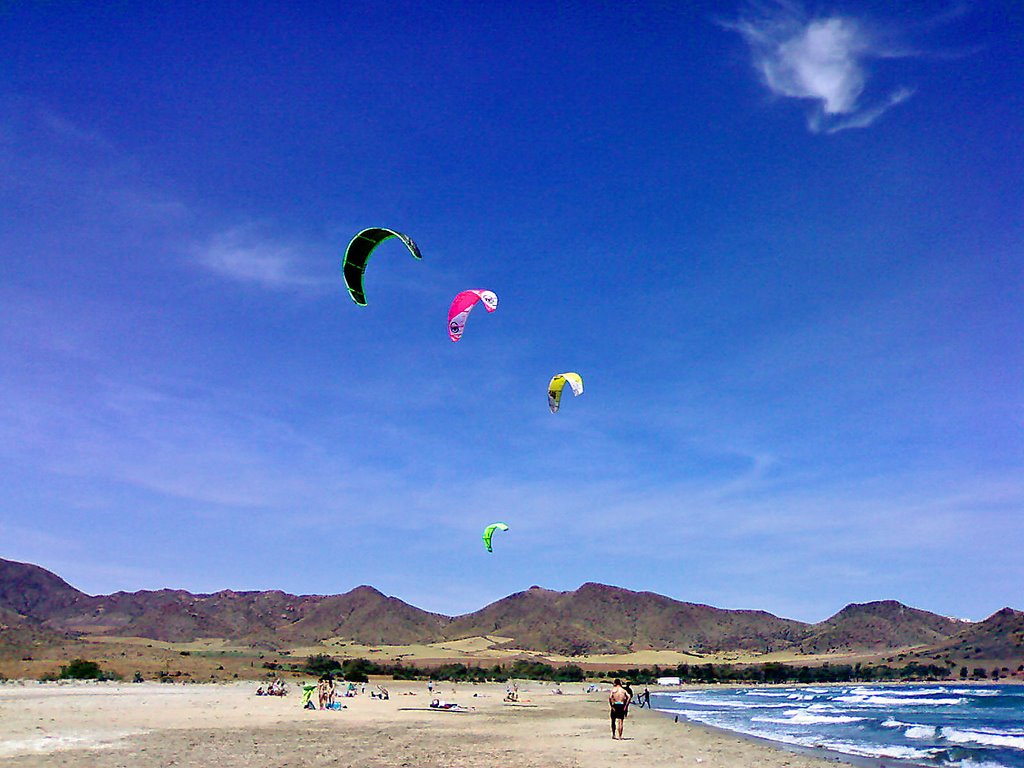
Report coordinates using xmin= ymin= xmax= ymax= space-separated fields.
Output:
xmin=609 ymin=679 xmax=630 ymax=739
xmin=317 ymin=676 xmax=329 ymax=710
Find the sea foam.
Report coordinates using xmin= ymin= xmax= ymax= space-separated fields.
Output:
xmin=655 ymin=684 xmax=1024 ymax=768
xmin=942 ymin=727 xmax=1024 ymax=751
xmin=837 ymin=694 xmax=965 ymax=706
xmin=753 ymin=712 xmax=867 ymax=725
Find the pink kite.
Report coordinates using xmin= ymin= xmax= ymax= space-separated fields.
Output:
xmin=448 ymin=289 xmax=498 ymax=342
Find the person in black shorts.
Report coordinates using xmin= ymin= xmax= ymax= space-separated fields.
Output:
xmin=609 ymin=679 xmax=630 ymax=739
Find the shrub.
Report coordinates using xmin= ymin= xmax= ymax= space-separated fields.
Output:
xmin=60 ymin=659 xmax=103 ymax=679
xmin=55 ymin=659 xmax=119 ymax=681
xmin=305 ymin=654 xmax=341 ymax=677
xmin=553 ymin=664 xmax=585 ymax=682
xmin=340 ymin=658 xmax=375 ymax=683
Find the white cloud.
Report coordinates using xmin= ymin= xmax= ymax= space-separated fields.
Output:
xmin=730 ymin=2 xmax=914 ymax=133
xmin=1 ymin=101 xmax=326 ymax=292
xmin=197 ymin=226 xmax=325 ymax=290
xmin=810 ymin=86 xmax=915 ymax=134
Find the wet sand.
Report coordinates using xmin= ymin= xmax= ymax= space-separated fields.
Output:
xmin=0 ymin=681 xmax=838 ymax=767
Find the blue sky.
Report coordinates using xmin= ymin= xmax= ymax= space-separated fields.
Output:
xmin=1 ymin=1 xmax=1021 ymax=624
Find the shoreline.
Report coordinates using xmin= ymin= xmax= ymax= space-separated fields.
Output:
xmin=647 ymin=681 xmax=1022 ymax=768
xmin=651 ymin=708 xmax=933 ymax=768
xmin=0 ymin=680 xmax=842 ymax=768
xmin=4 ymin=678 xmax=1012 ymax=768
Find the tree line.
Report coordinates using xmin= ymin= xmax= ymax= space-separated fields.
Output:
xmin=295 ymin=655 xmax=586 ymax=683
xmin=601 ymin=661 xmax=951 ymax=684
xmin=293 ymin=655 xmax=953 ymax=684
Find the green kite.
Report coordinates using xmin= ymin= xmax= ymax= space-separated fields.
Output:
xmin=343 ymin=227 xmax=422 ymax=306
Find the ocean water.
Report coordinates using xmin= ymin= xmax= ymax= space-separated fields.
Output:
xmin=652 ymin=684 xmax=1024 ymax=768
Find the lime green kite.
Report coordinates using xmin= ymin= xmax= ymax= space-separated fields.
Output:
xmin=482 ymin=522 xmax=509 ymax=553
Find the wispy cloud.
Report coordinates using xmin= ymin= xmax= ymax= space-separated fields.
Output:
xmin=727 ymin=2 xmax=915 ymax=133
xmin=195 ymin=225 xmax=329 ymax=290
xmin=2 ymin=100 xmax=328 ymax=293
xmin=0 ymin=372 xmax=348 ymax=511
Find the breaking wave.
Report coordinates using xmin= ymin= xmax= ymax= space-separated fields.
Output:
xmin=654 ymin=684 xmax=1024 ymax=768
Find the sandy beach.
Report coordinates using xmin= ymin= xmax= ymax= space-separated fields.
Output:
xmin=0 ymin=680 xmax=839 ymax=768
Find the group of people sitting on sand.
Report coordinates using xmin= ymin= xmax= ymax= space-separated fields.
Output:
xmin=297 ymin=675 xmax=342 ymax=710
xmin=255 ymin=679 xmax=288 ymax=696
xmin=297 ymin=676 xmax=391 ymax=710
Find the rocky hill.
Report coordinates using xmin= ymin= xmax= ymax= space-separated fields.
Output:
xmin=937 ymin=608 xmax=1024 ymax=660
xmin=1 ymin=557 xmax=1018 ymax=660
xmin=0 ymin=558 xmax=91 ymax=618
xmin=0 ymin=607 xmax=77 ymax=660
xmin=444 ymin=583 xmax=809 ymax=655
xmin=272 ymin=587 xmax=450 ymax=646
xmin=797 ymin=600 xmax=966 ymax=654
xmin=0 ymin=559 xmax=447 ymax=646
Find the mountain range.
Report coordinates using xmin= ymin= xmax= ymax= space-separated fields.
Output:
xmin=2 ymin=558 xmax=1022 ymax=661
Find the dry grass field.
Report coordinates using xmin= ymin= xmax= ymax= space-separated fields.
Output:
xmin=2 ymin=630 xmax=977 ymax=685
